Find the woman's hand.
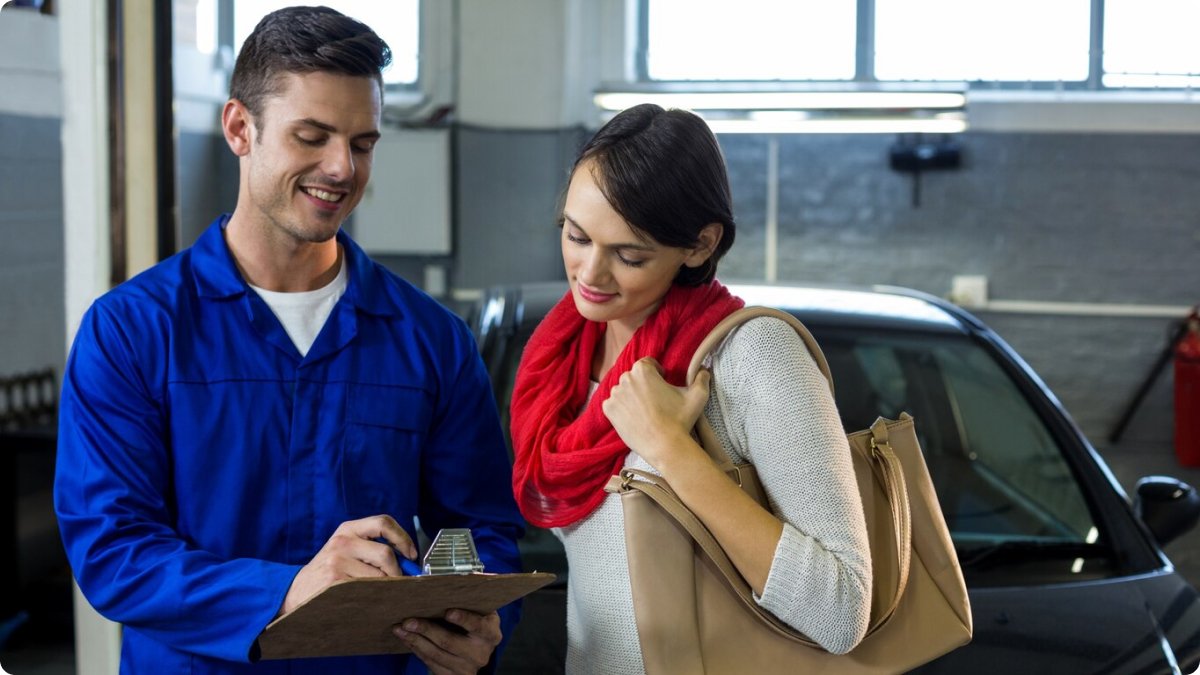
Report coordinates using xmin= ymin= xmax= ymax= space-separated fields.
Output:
xmin=605 ymin=357 xmax=786 ymax=597
xmin=602 ymin=357 xmax=712 ymax=472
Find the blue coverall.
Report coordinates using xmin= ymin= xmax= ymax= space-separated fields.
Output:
xmin=55 ymin=216 xmax=525 ymax=674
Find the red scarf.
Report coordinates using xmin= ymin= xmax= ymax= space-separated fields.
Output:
xmin=510 ymin=281 xmax=744 ymax=528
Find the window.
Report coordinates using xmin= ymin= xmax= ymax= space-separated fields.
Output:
xmin=233 ymin=0 xmax=419 ymax=86
xmin=1103 ymin=0 xmax=1200 ymax=88
xmin=874 ymin=0 xmax=1089 ymax=82
xmin=190 ymin=0 xmax=420 ymax=87
xmin=641 ymin=0 xmax=1198 ymax=90
xmin=644 ymin=0 xmax=855 ymax=81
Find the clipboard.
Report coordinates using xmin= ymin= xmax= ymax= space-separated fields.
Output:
xmin=257 ymin=571 xmax=556 ymax=659
xmin=256 ymin=530 xmax=555 ymax=660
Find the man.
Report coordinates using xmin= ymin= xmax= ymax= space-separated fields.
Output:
xmin=54 ymin=7 xmax=523 ymax=674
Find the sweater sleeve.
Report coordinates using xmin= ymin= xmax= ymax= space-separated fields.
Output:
xmin=706 ymin=316 xmax=871 ymax=655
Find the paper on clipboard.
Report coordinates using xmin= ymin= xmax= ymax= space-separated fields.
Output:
xmin=256 ymin=571 xmax=556 ymax=660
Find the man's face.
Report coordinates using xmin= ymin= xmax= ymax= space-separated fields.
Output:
xmin=240 ymin=71 xmax=382 ymax=244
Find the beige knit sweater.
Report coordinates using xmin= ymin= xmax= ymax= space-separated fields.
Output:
xmin=553 ymin=316 xmax=872 ymax=674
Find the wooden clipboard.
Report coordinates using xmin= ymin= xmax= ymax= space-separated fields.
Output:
xmin=256 ymin=572 xmax=556 ymax=660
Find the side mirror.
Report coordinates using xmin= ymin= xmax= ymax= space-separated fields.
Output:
xmin=1133 ymin=476 xmax=1200 ymax=547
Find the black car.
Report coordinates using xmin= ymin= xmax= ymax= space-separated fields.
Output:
xmin=471 ymin=281 xmax=1200 ymax=674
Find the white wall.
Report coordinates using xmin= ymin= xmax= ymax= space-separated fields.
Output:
xmin=457 ymin=0 xmax=567 ymax=128
xmin=0 ymin=6 xmax=70 ymax=380
xmin=0 ymin=8 xmax=61 ymax=118
xmin=455 ymin=0 xmax=624 ymax=129
xmin=58 ymin=0 xmax=123 ymax=672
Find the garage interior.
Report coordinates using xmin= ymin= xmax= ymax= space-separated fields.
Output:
xmin=2 ymin=0 xmax=1199 ymax=673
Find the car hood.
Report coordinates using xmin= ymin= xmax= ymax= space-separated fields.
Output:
xmin=913 ymin=571 xmax=1200 ymax=673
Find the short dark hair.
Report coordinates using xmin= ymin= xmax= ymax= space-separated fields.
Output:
xmin=229 ymin=5 xmax=392 ymax=121
xmin=569 ymin=103 xmax=736 ymax=286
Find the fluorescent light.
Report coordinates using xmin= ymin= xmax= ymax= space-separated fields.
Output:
xmin=594 ymin=91 xmax=966 ymax=111
xmin=593 ymin=86 xmax=969 ymax=134
xmin=701 ymin=116 xmax=968 ymax=134
xmin=1103 ymin=73 xmax=1200 ymax=89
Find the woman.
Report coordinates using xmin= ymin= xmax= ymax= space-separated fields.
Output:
xmin=510 ymin=104 xmax=871 ymax=674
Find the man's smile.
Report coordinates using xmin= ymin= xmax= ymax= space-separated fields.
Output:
xmin=300 ymin=186 xmax=346 ymax=203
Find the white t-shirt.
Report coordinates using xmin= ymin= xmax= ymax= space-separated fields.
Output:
xmin=249 ymin=260 xmax=348 ymax=357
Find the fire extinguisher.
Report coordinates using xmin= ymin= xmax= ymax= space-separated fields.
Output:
xmin=1176 ymin=308 xmax=1200 ymax=467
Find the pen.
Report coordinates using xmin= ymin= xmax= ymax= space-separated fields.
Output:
xmin=400 ymin=557 xmax=423 ymax=577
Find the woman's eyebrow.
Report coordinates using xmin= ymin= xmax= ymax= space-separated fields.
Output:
xmin=562 ymin=213 xmax=655 ymax=252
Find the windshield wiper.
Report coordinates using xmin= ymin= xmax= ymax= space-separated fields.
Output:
xmin=958 ymin=540 xmax=1109 ymax=569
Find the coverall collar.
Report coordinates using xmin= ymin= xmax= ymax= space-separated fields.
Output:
xmin=190 ymin=213 xmax=401 ymax=319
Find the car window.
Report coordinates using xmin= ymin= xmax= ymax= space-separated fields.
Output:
xmin=810 ymin=327 xmax=1114 ymax=585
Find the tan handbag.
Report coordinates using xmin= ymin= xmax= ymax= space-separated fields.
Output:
xmin=604 ymin=306 xmax=973 ymax=674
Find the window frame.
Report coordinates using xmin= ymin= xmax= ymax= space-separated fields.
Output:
xmin=635 ymin=0 xmax=1196 ymax=93
xmin=214 ymin=0 xmax=450 ymax=118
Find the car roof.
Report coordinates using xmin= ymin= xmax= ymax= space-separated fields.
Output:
xmin=727 ymin=282 xmax=969 ymax=334
xmin=507 ymin=280 xmax=971 ymax=335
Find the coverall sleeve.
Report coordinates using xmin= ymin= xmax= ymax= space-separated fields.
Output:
xmin=416 ymin=318 xmax=527 ymax=652
xmin=54 ymin=302 xmax=300 ymax=663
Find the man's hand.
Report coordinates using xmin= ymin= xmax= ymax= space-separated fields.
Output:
xmin=279 ymin=515 xmax=417 ymax=616
xmin=393 ymin=609 xmax=502 ymax=675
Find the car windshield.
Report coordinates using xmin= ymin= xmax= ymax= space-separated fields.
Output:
xmin=809 ymin=325 xmax=1113 ymax=586
xmin=488 ymin=311 xmax=1117 ymax=586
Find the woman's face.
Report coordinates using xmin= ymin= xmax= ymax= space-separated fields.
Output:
xmin=561 ymin=159 xmax=713 ymax=331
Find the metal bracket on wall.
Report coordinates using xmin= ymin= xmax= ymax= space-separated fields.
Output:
xmin=889 ymin=134 xmax=962 ymax=207
xmin=0 ymin=368 xmax=57 ymax=431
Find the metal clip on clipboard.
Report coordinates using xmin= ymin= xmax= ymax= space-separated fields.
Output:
xmin=422 ymin=528 xmax=485 ymax=575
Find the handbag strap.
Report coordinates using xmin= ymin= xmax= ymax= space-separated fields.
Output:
xmin=664 ymin=305 xmax=913 ymax=638
xmin=687 ymin=306 xmax=835 ymax=393
xmin=608 ymin=418 xmax=911 ymax=644
xmin=607 ymin=467 xmax=821 ymax=647
xmin=685 ymin=306 xmax=835 ymax=473
xmin=863 ymin=416 xmax=912 ymax=630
